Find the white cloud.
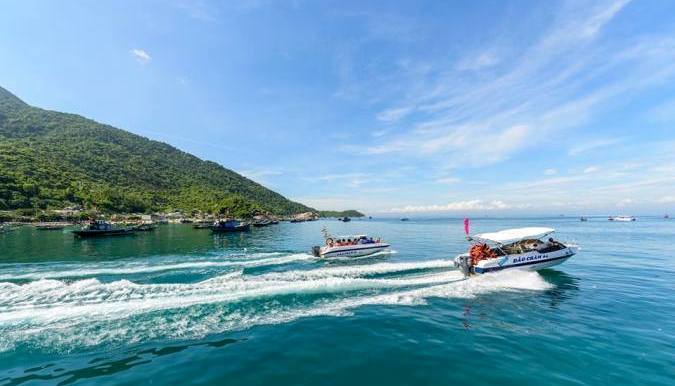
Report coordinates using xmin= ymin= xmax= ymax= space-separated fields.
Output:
xmin=315 ymin=173 xmax=367 ymax=182
xmin=584 ymin=166 xmax=600 ymax=173
xmin=376 ymin=107 xmax=413 ymax=122
xmin=616 ymin=198 xmax=633 ymax=207
xmin=456 ymin=51 xmax=500 ymax=71
xmin=388 ymin=199 xmax=511 ymax=213
xmin=131 ymin=49 xmax=151 ymax=63
xmin=658 ymin=196 xmax=675 ymax=203
xmin=649 ymin=98 xmax=675 ymax=123
xmin=435 ymin=177 xmax=461 ymax=184
xmin=544 ymin=168 xmax=558 ymax=176
xmin=569 ymin=138 xmax=624 ymax=155
xmin=241 ymin=169 xmax=282 ymax=179
xmin=357 ymin=0 xmax=675 ymax=175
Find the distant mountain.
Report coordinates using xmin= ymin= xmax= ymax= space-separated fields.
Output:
xmin=0 ymin=86 xmax=312 ymax=217
xmin=318 ymin=210 xmax=365 ymax=218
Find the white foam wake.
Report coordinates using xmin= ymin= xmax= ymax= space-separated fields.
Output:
xmin=0 ymin=252 xmax=313 ymax=280
xmin=0 ymin=258 xmax=553 ymax=353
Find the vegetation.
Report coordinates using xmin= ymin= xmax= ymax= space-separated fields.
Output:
xmin=317 ymin=210 xmax=365 ymax=218
xmin=0 ymin=86 xmax=313 ymax=217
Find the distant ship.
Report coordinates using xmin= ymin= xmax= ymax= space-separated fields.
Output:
xmin=609 ymin=215 xmax=636 ymax=222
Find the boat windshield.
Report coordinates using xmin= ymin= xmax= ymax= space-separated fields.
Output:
xmin=498 ymin=238 xmax=567 ymax=255
xmin=330 ymin=235 xmax=380 ymax=247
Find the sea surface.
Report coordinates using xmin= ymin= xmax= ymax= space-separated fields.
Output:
xmin=0 ymin=217 xmax=673 ymax=386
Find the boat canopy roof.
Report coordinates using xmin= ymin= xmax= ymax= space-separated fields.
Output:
xmin=335 ymin=234 xmax=368 ymax=239
xmin=473 ymin=227 xmax=555 ymax=244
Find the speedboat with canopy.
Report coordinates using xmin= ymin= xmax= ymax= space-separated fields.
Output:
xmin=312 ymin=227 xmax=390 ymax=258
xmin=454 ymin=219 xmax=578 ymax=276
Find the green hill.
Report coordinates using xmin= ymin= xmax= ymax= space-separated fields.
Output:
xmin=317 ymin=210 xmax=365 ymax=218
xmin=0 ymin=86 xmax=312 ymax=217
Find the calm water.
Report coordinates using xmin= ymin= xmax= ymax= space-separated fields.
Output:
xmin=0 ymin=218 xmax=673 ymax=386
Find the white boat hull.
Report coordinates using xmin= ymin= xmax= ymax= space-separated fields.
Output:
xmin=320 ymin=243 xmax=390 ymax=258
xmin=456 ymin=246 xmax=578 ymax=274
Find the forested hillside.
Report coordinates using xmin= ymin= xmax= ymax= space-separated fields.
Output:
xmin=0 ymin=86 xmax=312 ymax=217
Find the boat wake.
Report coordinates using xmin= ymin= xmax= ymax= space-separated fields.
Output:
xmin=0 ymin=252 xmax=552 ymax=353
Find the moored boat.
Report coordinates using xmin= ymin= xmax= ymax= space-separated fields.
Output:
xmin=454 ymin=220 xmax=578 ymax=276
xmin=609 ymin=215 xmax=636 ymax=222
xmin=252 ymin=219 xmax=272 ymax=227
xmin=133 ymin=223 xmax=157 ymax=231
xmin=339 ymin=217 xmax=351 ymax=222
xmin=312 ymin=228 xmax=390 ymax=258
xmin=35 ymin=223 xmax=67 ymax=230
xmin=193 ymin=222 xmax=213 ymax=229
xmin=72 ymin=220 xmax=135 ymax=237
xmin=211 ymin=219 xmax=251 ymax=233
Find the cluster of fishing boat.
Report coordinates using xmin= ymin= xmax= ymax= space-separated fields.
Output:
xmin=70 ymin=218 xmax=279 ymax=236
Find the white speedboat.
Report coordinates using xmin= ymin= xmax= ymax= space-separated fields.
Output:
xmin=454 ymin=226 xmax=578 ymax=276
xmin=609 ymin=215 xmax=636 ymax=222
xmin=312 ymin=228 xmax=390 ymax=258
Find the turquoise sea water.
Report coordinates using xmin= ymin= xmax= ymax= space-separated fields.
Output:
xmin=0 ymin=217 xmax=673 ymax=386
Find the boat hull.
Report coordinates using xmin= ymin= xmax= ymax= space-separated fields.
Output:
xmin=212 ymin=224 xmax=251 ymax=233
xmin=319 ymin=243 xmax=390 ymax=258
xmin=457 ymin=246 xmax=577 ymax=274
xmin=73 ymin=229 xmax=135 ymax=237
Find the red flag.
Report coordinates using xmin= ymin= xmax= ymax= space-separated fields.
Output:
xmin=463 ymin=218 xmax=470 ymax=236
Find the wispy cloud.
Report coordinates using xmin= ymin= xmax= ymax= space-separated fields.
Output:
xmin=376 ymin=107 xmax=412 ymax=122
xmin=584 ymin=165 xmax=600 ymax=173
xmin=241 ymin=169 xmax=282 ymax=182
xmin=658 ymin=195 xmax=675 ymax=203
xmin=616 ymin=198 xmax=633 ymax=207
xmin=387 ymin=199 xmax=515 ymax=213
xmin=357 ymin=0 xmax=675 ymax=173
xmin=569 ymin=137 xmax=624 ymax=155
xmin=435 ymin=177 xmax=461 ymax=184
xmin=456 ymin=50 xmax=500 ymax=71
xmin=544 ymin=168 xmax=558 ymax=176
xmin=311 ymin=173 xmax=370 ymax=188
xmin=130 ymin=49 xmax=151 ymax=63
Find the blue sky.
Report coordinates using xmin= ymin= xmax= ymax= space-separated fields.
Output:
xmin=1 ymin=0 xmax=675 ymax=215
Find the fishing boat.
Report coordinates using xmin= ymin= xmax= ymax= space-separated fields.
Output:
xmin=400 ymin=218 xmax=410 ymax=221
xmin=454 ymin=220 xmax=578 ymax=276
xmin=193 ymin=221 xmax=213 ymax=229
xmin=133 ymin=223 xmax=157 ymax=231
xmin=609 ymin=215 xmax=636 ymax=222
xmin=211 ymin=219 xmax=251 ymax=233
xmin=311 ymin=228 xmax=390 ymax=258
xmin=72 ymin=220 xmax=135 ymax=237
xmin=35 ymin=223 xmax=66 ymax=230
xmin=252 ymin=219 xmax=272 ymax=227
xmin=580 ymin=216 xmax=588 ymax=222
xmin=339 ymin=217 xmax=351 ymax=222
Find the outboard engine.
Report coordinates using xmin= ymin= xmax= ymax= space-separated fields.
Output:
xmin=454 ymin=255 xmax=472 ymax=277
xmin=311 ymin=246 xmax=322 ymax=257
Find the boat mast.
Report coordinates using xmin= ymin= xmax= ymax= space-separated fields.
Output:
xmin=321 ymin=226 xmax=332 ymax=240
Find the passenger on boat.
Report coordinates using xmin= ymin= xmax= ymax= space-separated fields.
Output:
xmin=469 ymin=243 xmax=497 ymax=266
